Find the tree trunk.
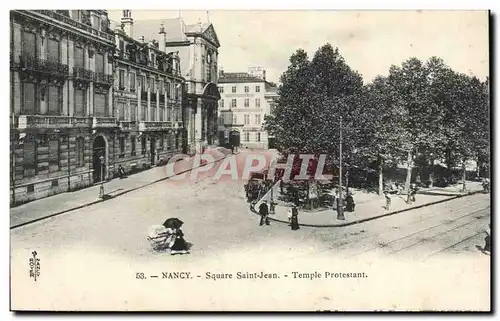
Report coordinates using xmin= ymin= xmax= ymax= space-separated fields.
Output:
xmin=378 ymin=157 xmax=384 ymax=196
xmin=462 ymin=159 xmax=467 ymax=192
xmin=345 ymin=169 xmax=350 ymax=195
xmin=476 ymin=155 xmax=481 ymax=178
xmin=405 ymin=150 xmax=412 ymax=203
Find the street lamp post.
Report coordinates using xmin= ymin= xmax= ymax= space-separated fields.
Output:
xmin=337 ymin=115 xmax=345 ymax=220
xmin=99 ymin=155 xmax=105 ymax=199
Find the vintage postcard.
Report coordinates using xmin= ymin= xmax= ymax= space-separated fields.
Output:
xmin=9 ymin=8 xmax=490 ymax=311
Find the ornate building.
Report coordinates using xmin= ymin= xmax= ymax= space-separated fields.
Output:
xmin=10 ymin=10 xmax=115 ymax=205
xmin=217 ymin=68 xmax=278 ymax=150
xmin=112 ymin=10 xmax=185 ymax=176
xmin=133 ymin=16 xmax=221 ymax=153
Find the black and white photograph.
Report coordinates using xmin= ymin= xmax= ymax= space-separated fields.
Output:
xmin=7 ymin=3 xmax=491 ymax=311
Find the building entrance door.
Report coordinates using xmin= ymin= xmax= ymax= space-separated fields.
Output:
xmin=150 ymin=138 xmax=156 ymax=164
xmin=92 ymin=136 xmax=106 ymax=183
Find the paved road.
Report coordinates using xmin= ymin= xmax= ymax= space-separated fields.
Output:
xmin=10 ymin=159 xmax=490 ymax=310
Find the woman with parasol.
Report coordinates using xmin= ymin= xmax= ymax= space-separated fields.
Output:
xmin=163 ymin=218 xmax=189 ymax=255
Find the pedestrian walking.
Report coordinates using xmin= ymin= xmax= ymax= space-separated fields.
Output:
xmin=345 ymin=192 xmax=355 ymax=212
xmin=484 ymin=223 xmax=491 ymax=253
xmin=384 ymin=191 xmax=391 ymax=211
xmin=118 ymin=165 xmax=125 ymax=179
xmin=290 ymin=206 xmax=300 ymax=230
xmin=259 ymin=201 xmax=270 ymax=226
xmin=410 ymin=183 xmax=418 ymax=203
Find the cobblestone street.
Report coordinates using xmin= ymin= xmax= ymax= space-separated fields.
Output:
xmin=10 ymin=154 xmax=490 ymax=310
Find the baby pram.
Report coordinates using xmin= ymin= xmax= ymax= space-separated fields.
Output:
xmin=147 ymin=225 xmax=175 ymax=252
xmin=147 ymin=218 xmax=185 ymax=252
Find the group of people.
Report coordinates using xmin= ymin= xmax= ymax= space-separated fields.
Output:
xmin=332 ymin=190 xmax=356 ymax=212
xmin=245 ymin=179 xmax=274 ymax=202
xmin=257 ymin=200 xmax=300 ymax=230
xmin=384 ymin=183 xmax=418 ymax=211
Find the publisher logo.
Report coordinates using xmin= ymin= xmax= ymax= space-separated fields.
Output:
xmin=29 ymin=251 xmax=40 ymax=281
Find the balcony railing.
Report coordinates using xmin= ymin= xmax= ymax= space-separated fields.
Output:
xmin=20 ymin=55 xmax=69 ymax=77
xmin=138 ymin=121 xmax=172 ymax=132
xmin=31 ymin=10 xmax=115 ymax=43
xmin=94 ymin=72 xmax=114 ymax=85
xmin=73 ymin=67 xmax=94 ymax=81
xmin=92 ymin=117 xmax=117 ymax=128
xmin=17 ymin=115 xmax=90 ymax=129
xmin=119 ymin=121 xmax=138 ymax=131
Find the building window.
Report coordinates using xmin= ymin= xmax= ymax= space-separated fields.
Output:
xmin=130 ymin=103 xmax=137 ymax=122
xmin=140 ymin=75 xmax=146 ymax=91
xmin=159 ymin=105 xmax=165 ymax=121
xmin=166 ymin=81 xmax=171 ymax=98
xmin=95 ymin=53 xmax=105 ymax=74
xmin=150 ymin=77 xmax=155 ymax=92
xmin=255 ymin=98 xmax=261 ymax=108
xmin=167 ymin=107 xmax=172 ymax=121
xmin=119 ymin=137 xmax=125 ymax=158
xmin=131 ymin=136 xmax=136 ymax=156
xmin=141 ymin=137 xmax=147 ymax=155
xmin=255 ymin=85 xmax=261 ymax=92
xmin=158 ymin=80 xmax=163 ymax=94
xmin=22 ymin=82 xmax=37 ymax=114
xmin=74 ymin=89 xmax=86 ymax=116
xmin=119 ymin=70 xmax=125 ymax=90
xmin=130 ymin=73 xmax=136 ymax=92
xmin=94 ymin=93 xmax=107 ymax=117
xmin=118 ymin=102 xmax=125 ymax=121
xmin=175 ymin=84 xmax=180 ymax=100
xmin=257 ymin=132 xmax=261 ymax=142
xmin=255 ymin=114 xmax=261 ymax=125
xmin=175 ymin=106 xmax=181 ymax=122
xmin=218 ymin=86 xmax=224 ymax=93
xmin=47 ymin=85 xmax=61 ymax=115
xmin=151 ymin=105 xmax=156 ymax=121
xmin=23 ymin=136 xmax=37 ymax=177
xmin=244 ymin=86 xmax=249 ymax=93
xmin=74 ymin=46 xmax=84 ymax=68
xmin=244 ymin=98 xmax=250 ymax=107
xmin=231 ymin=99 xmax=237 ymax=108
xmin=22 ymin=31 xmax=37 ymax=57
xmin=47 ymin=38 xmax=60 ymax=62
xmin=219 ymin=116 xmax=224 ymax=125
xmin=232 ymin=86 xmax=236 ymax=93
xmin=48 ymin=137 xmax=60 ymax=172
xmin=159 ymin=134 xmax=164 ymax=150
xmin=233 ymin=114 xmax=237 ymax=124
xmin=141 ymin=101 xmax=147 ymax=121
xmin=244 ymin=114 xmax=250 ymax=125
xmin=76 ymin=137 xmax=85 ymax=167
xmin=244 ymin=132 xmax=250 ymax=142
xmin=219 ymin=99 xmax=224 ymax=108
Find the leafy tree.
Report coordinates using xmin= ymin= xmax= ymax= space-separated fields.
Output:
xmin=356 ymin=76 xmax=407 ymax=194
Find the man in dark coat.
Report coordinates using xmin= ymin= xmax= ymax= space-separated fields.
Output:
xmin=259 ymin=201 xmax=270 ymax=226
xmin=345 ymin=193 xmax=355 ymax=212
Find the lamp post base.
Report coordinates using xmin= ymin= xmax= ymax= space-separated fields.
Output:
xmin=99 ymin=184 xmax=105 ymax=199
xmin=336 ymin=204 xmax=345 ymax=220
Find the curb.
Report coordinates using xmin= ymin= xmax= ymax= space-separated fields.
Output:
xmin=249 ymin=190 xmax=485 ymax=228
xmin=10 ymin=156 xmax=227 ymax=230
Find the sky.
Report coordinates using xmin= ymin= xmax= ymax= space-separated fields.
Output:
xmin=108 ymin=10 xmax=488 ymax=84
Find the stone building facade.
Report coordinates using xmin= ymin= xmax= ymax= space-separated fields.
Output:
xmin=10 ymin=10 xmax=115 ymax=205
xmin=217 ymin=68 xmax=278 ymax=150
xmin=133 ymin=17 xmax=221 ymax=154
xmin=112 ymin=11 xmax=185 ymax=176
xmin=9 ymin=9 xmax=187 ymax=206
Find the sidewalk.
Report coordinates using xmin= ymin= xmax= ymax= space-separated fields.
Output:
xmin=252 ymin=181 xmax=485 ymax=227
xmin=10 ymin=147 xmax=230 ymax=229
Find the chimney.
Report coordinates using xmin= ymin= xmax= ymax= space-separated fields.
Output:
xmin=121 ymin=10 xmax=134 ymax=38
xmin=158 ymin=24 xmax=166 ymax=52
xmin=262 ymin=70 xmax=266 ymax=81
